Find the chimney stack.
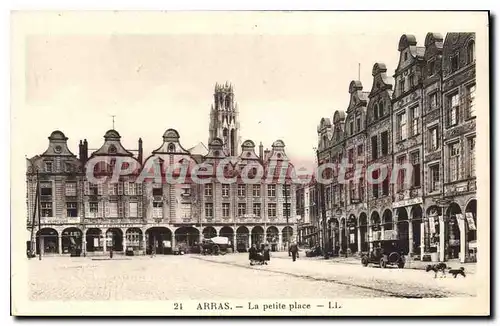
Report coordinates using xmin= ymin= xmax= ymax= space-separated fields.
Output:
xmin=138 ymin=138 xmax=143 ymax=164
xmin=78 ymin=140 xmax=83 ymax=162
xmin=259 ymin=142 xmax=264 ymax=160
xmin=83 ymin=139 xmax=88 ymax=162
xmin=264 ymin=148 xmax=270 ymax=161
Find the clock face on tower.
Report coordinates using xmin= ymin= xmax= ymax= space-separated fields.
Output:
xmin=54 ymin=145 xmax=62 ymax=154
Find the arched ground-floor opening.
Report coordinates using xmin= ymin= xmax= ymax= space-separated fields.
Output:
xmin=446 ymin=202 xmax=462 ymax=260
xmin=61 ymin=227 xmax=83 ymax=255
xmin=219 ymin=226 xmax=234 ymax=250
xmin=202 ymin=226 xmax=217 ymax=240
xmin=339 ymin=218 xmax=347 ymax=254
xmin=106 ymin=228 xmax=124 ymax=251
xmin=282 ymin=226 xmax=293 ymax=251
xmin=236 ymin=226 xmax=249 ymax=252
xmin=125 ymin=228 xmax=143 ymax=252
xmin=36 ymin=228 xmax=59 ymax=255
xmin=465 ymin=199 xmax=477 ymax=262
xmin=146 ymin=227 xmax=172 ymax=254
xmin=424 ymin=205 xmax=441 ymax=261
xmin=370 ymin=211 xmax=381 ymax=245
xmin=251 ymin=226 xmax=265 ymax=249
xmin=359 ymin=213 xmax=368 ymax=252
xmin=410 ymin=205 xmax=423 ymax=256
xmin=396 ymin=207 xmax=409 ymax=255
xmin=175 ymin=227 xmax=200 ymax=253
xmin=346 ymin=215 xmax=358 ymax=255
xmin=266 ymin=226 xmax=279 ymax=252
xmin=331 ymin=218 xmax=340 ymax=256
xmin=86 ymin=228 xmax=103 ymax=252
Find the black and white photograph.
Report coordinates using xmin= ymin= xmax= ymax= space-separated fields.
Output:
xmin=10 ymin=10 xmax=490 ymax=316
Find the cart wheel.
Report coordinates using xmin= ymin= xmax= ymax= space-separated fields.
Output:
xmin=361 ymin=257 xmax=369 ymax=267
xmin=380 ymin=258 xmax=386 ymax=269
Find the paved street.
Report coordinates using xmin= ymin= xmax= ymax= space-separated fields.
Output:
xmin=28 ymin=253 xmax=476 ymax=300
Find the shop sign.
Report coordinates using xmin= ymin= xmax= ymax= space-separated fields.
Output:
xmin=392 ymin=197 xmax=422 ymax=208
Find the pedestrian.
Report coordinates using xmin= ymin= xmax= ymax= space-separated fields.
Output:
xmin=263 ymin=244 xmax=271 ymax=265
xmin=248 ymin=244 xmax=258 ymax=265
xmin=289 ymin=241 xmax=299 ymax=262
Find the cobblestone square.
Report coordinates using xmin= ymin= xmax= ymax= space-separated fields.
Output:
xmin=28 ymin=253 xmax=476 ymax=301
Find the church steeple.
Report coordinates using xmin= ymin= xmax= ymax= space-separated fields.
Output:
xmin=209 ymin=82 xmax=240 ymax=156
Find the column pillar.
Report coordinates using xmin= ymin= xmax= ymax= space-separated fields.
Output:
xmin=233 ymin=233 xmax=237 ymax=252
xmin=40 ymin=237 xmax=45 ymax=256
xmin=123 ymin=231 xmax=127 ymax=253
xmin=339 ymin=227 xmax=343 ymax=252
xmin=103 ymin=233 xmax=107 ymax=252
xmin=356 ymin=226 xmax=361 ymax=253
xmin=82 ymin=238 xmax=87 ymax=256
xmin=439 ymin=216 xmax=445 ymax=262
xmin=420 ymin=222 xmax=425 ymax=261
xmin=58 ymin=235 xmax=62 ymax=254
xmin=459 ymin=217 xmax=466 ymax=263
xmin=278 ymin=232 xmax=283 ymax=252
xmin=368 ymin=227 xmax=373 ymax=251
xmin=408 ymin=220 xmax=413 ymax=256
xmin=380 ymin=225 xmax=385 ymax=241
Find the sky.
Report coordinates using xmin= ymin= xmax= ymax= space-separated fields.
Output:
xmin=14 ymin=11 xmax=486 ymax=169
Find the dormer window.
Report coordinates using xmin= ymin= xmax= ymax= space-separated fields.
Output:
xmin=44 ymin=162 xmax=53 ymax=172
xmin=451 ymin=53 xmax=459 ymax=72
xmin=428 ymin=59 xmax=436 ymax=76
xmin=356 ymin=116 xmax=361 ymax=132
xmin=378 ymin=102 xmax=384 ymax=117
xmin=168 ymin=143 xmax=175 ymax=152
xmin=399 ymin=79 xmax=405 ymax=95
xmin=467 ymin=41 xmax=475 ymax=64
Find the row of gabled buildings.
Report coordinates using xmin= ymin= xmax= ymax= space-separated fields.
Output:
xmin=26 ymin=83 xmax=298 ymax=256
xmin=297 ymin=33 xmax=477 ymax=263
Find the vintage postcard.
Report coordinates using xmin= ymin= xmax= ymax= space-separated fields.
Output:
xmin=10 ymin=11 xmax=490 ymax=316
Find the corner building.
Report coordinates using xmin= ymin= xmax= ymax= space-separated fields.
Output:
xmin=315 ymin=33 xmax=477 ymax=263
xmin=26 ymin=83 xmax=297 ymax=256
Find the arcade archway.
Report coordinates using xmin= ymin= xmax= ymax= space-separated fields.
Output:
xmin=410 ymin=205 xmax=423 ymax=256
xmin=61 ymin=227 xmax=83 ymax=254
xmin=146 ymin=227 xmax=172 ymax=254
xmin=465 ymin=199 xmax=477 ymax=261
xmin=359 ymin=213 xmax=368 ymax=252
xmin=251 ymin=226 xmax=265 ymax=248
xmin=86 ymin=228 xmax=103 ymax=252
xmin=446 ymin=202 xmax=462 ymax=260
xmin=236 ymin=226 xmax=249 ymax=252
xmin=106 ymin=228 xmax=123 ymax=251
xmin=36 ymin=228 xmax=58 ymax=255
xmin=202 ymin=226 xmax=217 ymax=239
xmin=346 ymin=214 xmax=358 ymax=254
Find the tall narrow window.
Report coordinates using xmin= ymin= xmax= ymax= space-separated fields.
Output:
xmin=397 ymin=156 xmax=406 ymax=192
xmin=466 ymin=84 xmax=476 ymax=118
xmin=409 ymin=105 xmax=419 ymax=137
xmin=252 ymin=185 xmax=261 ymax=197
xmin=409 ymin=74 xmax=415 ymax=87
xmin=356 ymin=116 xmax=361 ymax=132
xmin=449 ymin=142 xmax=460 ymax=182
xmin=268 ymin=203 xmax=276 ymax=217
xmin=350 ymin=121 xmax=354 ymax=135
xmin=447 ymin=93 xmax=459 ymax=126
xmin=451 ymin=53 xmax=459 ymax=72
xmin=467 ymin=41 xmax=475 ymax=64
xmin=468 ymin=137 xmax=476 ymax=177
xmin=222 ymin=203 xmax=230 ymax=218
xmin=267 ymin=184 xmax=276 ymax=197
xmin=429 ymin=92 xmax=438 ymax=109
xmin=411 ymin=151 xmax=421 ymax=187
xmin=65 ymin=182 xmax=77 ymax=197
xmin=378 ymin=102 xmax=384 ymax=117
xmin=66 ymin=202 xmax=78 ymax=217
xmin=222 ymin=184 xmax=230 ymax=197
xmin=397 ymin=112 xmax=407 ymax=141
xmin=428 ymin=60 xmax=435 ymax=76
xmin=358 ymin=178 xmax=365 ymax=202
xmin=253 ymin=203 xmax=261 ymax=217
xmin=381 ymin=131 xmax=389 ymax=156
xmin=374 ymin=104 xmax=379 ymax=120
xmin=399 ymin=79 xmax=405 ymax=95
xmin=382 ymin=175 xmax=390 ymax=196
xmin=237 ymin=184 xmax=246 ymax=197
xmin=204 ymin=184 xmax=212 ymax=196
xmin=429 ymin=126 xmax=439 ymax=151
xmin=238 ymin=203 xmax=246 ymax=217
xmin=372 ymin=169 xmax=379 ymax=199
xmin=371 ymin=135 xmax=378 ymax=160
xmin=429 ymin=164 xmax=440 ymax=192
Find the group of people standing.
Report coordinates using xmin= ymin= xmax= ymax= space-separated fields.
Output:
xmin=248 ymin=242 xmax=301 ymax=265
xmin=248 ymin=244 xmax=271 ymax=265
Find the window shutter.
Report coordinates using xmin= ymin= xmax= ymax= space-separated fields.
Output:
xmin=104 ymin=202 xmax=110 ymax=217
xmin=84 ymin=181 xmax=90 ymax=195
xmin=125 ymin=201 xmax=129 ymax=218
xmin=98 ymin=183 xmax=103 ymax=195
xmin=118 ymin=182 xmax=124 ymax=195
xmin=119 ymin=201 xmax=124 ymax=218
xmin=137 ymin=184 xmax=143 ymax=195
xmin=124 ymin=182 xmax=129 ymax=195
xmin=108 ymin=183 xmax=113 ymax=195
xmin=138 ymin=201 xmax=143 ymax=218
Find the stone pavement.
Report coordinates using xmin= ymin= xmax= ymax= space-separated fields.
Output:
xmin=28 ymin=254 xmax=386 ymax=300
xmin=270 ymin=251 xmax=477 ymax=274
xmin=197 ymin=253 xmax=477 ymax=298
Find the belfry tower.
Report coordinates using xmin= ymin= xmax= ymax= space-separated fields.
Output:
xmin=208 ymin=82 xmax=240 ymax=156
